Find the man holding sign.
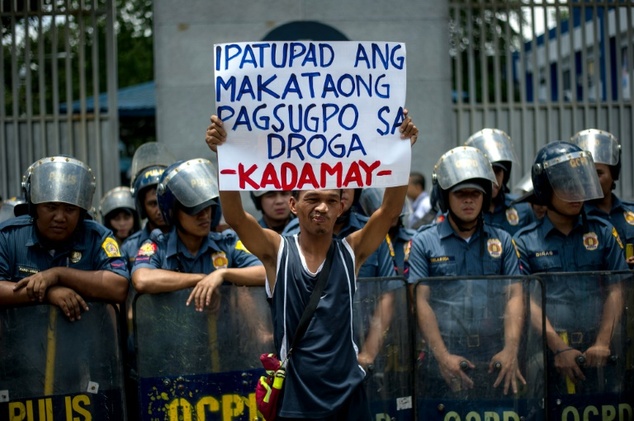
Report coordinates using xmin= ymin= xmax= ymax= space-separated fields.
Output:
xmin=206 ymin=110 xmax=416 ymax=419
xmin=208 ymin=41 xmax=416 ymax=419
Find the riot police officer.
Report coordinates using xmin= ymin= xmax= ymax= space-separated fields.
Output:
xmin=409 ymin=146 xmax=525 ymax=396
xmin=130 ymin=158 xmax=265 ymax=310
xmin=250 ymin=190 xmax=294 ymax=233
xmin=512 ymin=141 xmax=626 ymax=391
xmin=0 ymin=196 xmax=27 ymax=223
xmin=570 ymin=129 xmax=634 ymax=265
xmin=121 ymin=142 xmax=174 ymax=269
xmin=0 ymin=156 xmax=129 ymax=318
xmin=99 ymin=186 xmax=140 ymax=245
xmin=465 ymin=128 xmax=535 ymax=234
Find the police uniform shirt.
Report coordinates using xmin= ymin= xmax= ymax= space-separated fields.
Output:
xmin=389 ymin=225 xmax=416 ymax=278
xmin=512 ymin=214 xmax=627 ymax=332
xmin=409 ymin=217 xmax=520 ymax=282
xmin=512 ymin=214 xmax=627 ymax=275
xmin=131 ymin=226 xmax=261 ymax=274
xmin=409 ymin=218 xmax=520 ymax=340
xmin=484 ymin=194 xmax=535 ymax=235
xmin=584 ymin=194 xmax=634 ymax=251
xmin=0 ymin=215 xmax=129 ymax=282
xmin=121 ymin=224 xmax=153 ymax=270
xmin=271 ymin=235 xmax=364 ymax=418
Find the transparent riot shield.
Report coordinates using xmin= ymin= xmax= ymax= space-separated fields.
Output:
xmin=0 ymin=302 xmax=126 ymax=420
xmin=414 ymin=276 xmax=545 ymax=421
xmin=536 ymin=271 xmax=634 ymax=420
xmin=355 ymin=277 xmax=414 ymax=421
xmin=132 ymin=285 xmax=274 ymax=420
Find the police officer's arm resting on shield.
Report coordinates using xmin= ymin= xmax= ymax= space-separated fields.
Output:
xmin=0 ymin=157 xmax=129 ymax=321
xmin=204 ymin=112 xmax=418 ymax=291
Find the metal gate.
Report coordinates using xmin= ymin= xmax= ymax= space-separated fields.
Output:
xmin=450 ymin=0 xmax=634 ymax=199
xmin=0 ymin=0 xmax=118 ymax=206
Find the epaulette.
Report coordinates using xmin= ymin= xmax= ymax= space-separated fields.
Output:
xmin=415 ymin=222 xmax=436 ymax=234
xmin=149 ymin=228 xmax=166 ymax=243
xmin=0 ymin=214 xmax=32 ymax=231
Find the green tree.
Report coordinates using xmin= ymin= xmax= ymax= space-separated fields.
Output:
xmin=449 ymin=0 xmax=526 ymax=103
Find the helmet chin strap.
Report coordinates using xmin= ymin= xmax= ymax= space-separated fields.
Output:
xmin=448 ymin=209 xmax=481 ymax=232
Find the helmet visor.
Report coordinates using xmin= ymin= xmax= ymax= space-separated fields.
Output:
xmin=29 ymin=157 xmax=95 ymax=211
xmin=572 ymin=131 xmax=620 ymax=166
xmin=164 ymin=159 xmax=219 ymax=209
xmin=466 ymin=130 xmax=517 ymax=164
xmin=434 ymin=146 xmax=498 ymax=191
xmin=130 ymin=142 xmax=175 ymax=186
xmin=543 ymin=150 xmax=603 ymax=202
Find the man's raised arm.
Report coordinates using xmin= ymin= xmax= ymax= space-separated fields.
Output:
xmin=347 ymin=111 xmax=418 ymax=268
xmin=205 ymin=116 xmax=281 ymax=278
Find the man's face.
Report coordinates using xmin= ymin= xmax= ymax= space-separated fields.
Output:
xmin=109 ymin=210 xmax=135 ymax=241
xmin=491 ymin=167 xmax=505 ymax=199
xmin=550 ymin=192 xmax=583 ymax=217
xmin=35 ymin=202 xmax=82 ymax=242
xmin=448 ymin=188 xmax=483 ymax=223
xmin=406 ymin=177 xmax=421 ymax=201
xmin=291 ymin=190 xmax=343 ymax=235
xmin=143 ymin=187 xmax=167 ymax=228
xmin=340 ymin=189 xmax=355 ymax=213
xmin=595 ymin=163 xmax=614 ymax=198
xmin=176 ymin=206 xmax=212 ymax=238
xmin=260 ymin=191 xmax=292 ymax=222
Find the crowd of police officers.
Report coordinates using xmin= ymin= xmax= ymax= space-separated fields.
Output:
xmin=0 ymin=128 xmax=633 ymax=420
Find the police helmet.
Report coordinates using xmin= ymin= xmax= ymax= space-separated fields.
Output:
xmin=132 ymin=165 xmax=167 ymax=219
xmin=23 ymin=156 xmax=96 ymax=214
xmin=129 ymin=142 xmax=175 ymax=188
xmin=0 ymin=197 xmax=27 ymax=223
xmin=432 ymin=146 xmax=497 ymax=213
xmin=531 ymin=141 xmax=603 ymax=206
xmin=358 ymin=187 xmax=410 ymax=219
xmin=99 ymin=186 xmax=137 ymax=221
xmin=129 ymin=142 xmax=175 ymax=219
xmin=250 ymin=190 xmax=268 ymax=212
xmin=156 ymin=158 xmax=219 ymax=226
xmin=570 ymin=129 xmax=621 ymax=181
xmin=465 ymin=128 xmax=517 ymax=187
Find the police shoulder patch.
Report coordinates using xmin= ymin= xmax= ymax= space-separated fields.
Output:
xmin=102 ymin=237 xmax=121 ymax=258
xmin=137 ymin=241 xmax=158 ymax=257
xmin=234 ymin=240 xmax=252 ymax=254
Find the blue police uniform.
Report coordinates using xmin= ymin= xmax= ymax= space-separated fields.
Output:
xmin=409 ymin=217 xmax=520 ymax=397
xmin=131 ymin=227 xmax=261 ymax=274
xmin=484 ymin=193 xmax=535 ymax=235
xmin=272 ymin=235 xmax=369 ymax=419
xmin=121 ymin=225 xmax=153 ymax=270
xmin=513 ymin=214 xmax=627 ymax=395
xmin=585 ymin=194 xmax=634 ymax=253
xmin=0 ymin=215 xmax=129 ymax=281
xmin=512 ymin=214 xmax=627 ymax=330
xmin=387 ymin=225 xmax=416 ymax=279
xmin=409 ymin=218 xmax=520 ymax=344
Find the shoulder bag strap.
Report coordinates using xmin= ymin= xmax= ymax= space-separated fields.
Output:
xmin=287 ymin=241 xmax=336 ymax=356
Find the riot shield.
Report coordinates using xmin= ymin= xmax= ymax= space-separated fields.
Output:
xmin=0 ymin=302 xmax=126 ymax=420
xmin=355 ymin=277 xmax=414 ymax=421
xmin=414 ymin=276 xmax=545 ymax=421
xmin=536 ymin=271 xmax=634 ymax=420
xmin=132 ymin=285 xmax=274 ymax=420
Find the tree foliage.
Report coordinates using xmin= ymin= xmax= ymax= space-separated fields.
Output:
xmin=449 ymin=0 xmax=526 ymax=103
